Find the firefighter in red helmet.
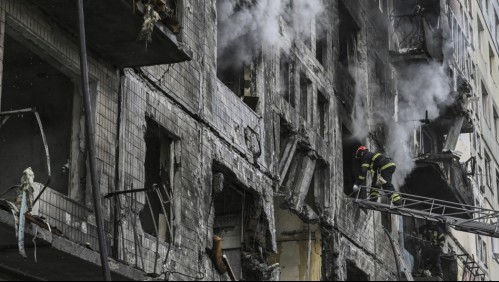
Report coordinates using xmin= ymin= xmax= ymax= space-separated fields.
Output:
xmin=353 ymin=146 xmax=401 ymax=205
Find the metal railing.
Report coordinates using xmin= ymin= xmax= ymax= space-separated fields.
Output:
xmin=105 ymin=182 xmax=174 ymax=278
xmin=351 ymin=186 xmax=499 ymax=238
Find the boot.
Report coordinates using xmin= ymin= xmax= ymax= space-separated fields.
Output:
xmin=391 ymin=193 xmax=402 ymax=206
xmin=369 ymin=189 xmax=380 ymax=202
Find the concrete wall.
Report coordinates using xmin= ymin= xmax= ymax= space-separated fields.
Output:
xmin=0 ymin=0 xmax=417 ymax=280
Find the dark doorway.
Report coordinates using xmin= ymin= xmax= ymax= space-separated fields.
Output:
xmin=346 ymin=262 xmax=369 ymax=281
xmin=214 ymin=185 xmax=246 ymax=281
xmin=139 ymin=117 xmax=174 ymax=242
xmin=342 ymin=126 xmax=361 ymax=196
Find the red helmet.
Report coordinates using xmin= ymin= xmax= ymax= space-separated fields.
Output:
xmin=355 ymin=146 xmax=368 ymax=158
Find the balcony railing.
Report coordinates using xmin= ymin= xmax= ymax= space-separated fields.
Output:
xmin=390 ymin=12 xmax=444 ymax=61
xmin=29 ymin=0 xmax=192 ymax=68
xmin=404 ymin=153 xmax=474 ymax=209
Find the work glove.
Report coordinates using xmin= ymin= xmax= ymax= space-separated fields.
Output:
xmin=353 ymin=184 xmax=360 ymax=193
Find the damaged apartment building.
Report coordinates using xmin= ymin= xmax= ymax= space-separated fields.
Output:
xmin=0 ymin=0 xmax=497 ymax=281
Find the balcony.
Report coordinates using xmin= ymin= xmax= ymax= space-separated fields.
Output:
xmin=28 ymin=0 xmax=192 ymax=68
xmin=0 ymin=188 xmax=145 ymax=280
xmin=403 ymin=153 xmax=474 ymax=216
xmin=433 ymin=84 xmax=474 ymax=135
xmin=390 ymin=8 xmax=444 ymax=63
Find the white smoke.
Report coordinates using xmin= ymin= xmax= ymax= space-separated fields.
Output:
xmin=216 ymin=0 xmax=324 ymax=66
xmin=390 ymin=62 xmax=453 ymax=187
xmin=352 ymin=62 xmax=453 ymax=188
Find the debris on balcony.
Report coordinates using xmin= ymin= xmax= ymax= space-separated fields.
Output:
xmin=138 ymin=2 xmax=161 ymax=46
xmin=138 ymin=0 xmax=181 ymax=46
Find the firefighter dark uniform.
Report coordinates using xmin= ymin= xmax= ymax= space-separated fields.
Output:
xmin=418 ymin=222 xmax=445 ymax=277
xmin=354 ymin=147 xmax=401 ymax=205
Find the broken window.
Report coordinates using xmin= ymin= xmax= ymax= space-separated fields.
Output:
xmin=139 ymin=117 xmax=175 ymax=242
xmin=485 ymin=152 xmax=492 ymax=190
xmin=217 ymin=55 xmax=244 ymax=96
xmin=316 ymin=20 xmax=326 ymax=65
xmin=422 ymin=128 xmax=433 ymax=155
xmin=279 ymin=118 xmax=293 ymax=159
xmin=213 ymin=185 xmax=250 ymax=281
xmin=339 ymin=0 xmax=359 ymax=68
xmin=270 ymin=198 xmax=322 ymax=281
xmin=478 ymin=167 xmax=484 ymax=192
xmin=477 ymin=134 xmax=482 ymax=157
xmin=216 ymin=7 xmax=258 ymax=111
xmin=482 ymin=83 xmax=491 ymax=128
xmin=216 ymin=52 xmax=257 ymax=110
xmin=477 ymin=236 xmax=488 ymax=268
xmin=484 ymin=240 xmax=489 ymax=268
xmin=489 ymin=44 xmax=495 ymax=79
xmin=342 ymin=126 xmax=362 ymax=196
xmin=306 ymin=163 xmax=327 ymax=216
xmin=0 ymin=34 xmax=79 ymax=197
xmin=346 ymin=262 xmax=369 ymax=281
xmin=305 ymin=177 xmax=318 ymax=215
xmin=300 ymin=73 xmax=311 ymax=121
xmin=477 ymin=19 xmax=485 ymax=55
xmin=317 ymin=91 xmax=328 ymax=139
xmin=494 ymin=108 xmax=499 ymax=141
xmin=280 ymin=51 xmax=294 ymax=108
xmin=496 ymin=12 xmax=499 ymax=47
xmin=496 ymin=171 xmax=499 ymax=203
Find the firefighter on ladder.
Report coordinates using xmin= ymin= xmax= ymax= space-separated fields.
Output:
xmin=353 ymin=146 xmax=402 ymax=206
xmin=416 ymin=221 xmax=445 ymax=277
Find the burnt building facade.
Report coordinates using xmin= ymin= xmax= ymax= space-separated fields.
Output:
xmin=0 ymin=0 xmax=486 ymax=281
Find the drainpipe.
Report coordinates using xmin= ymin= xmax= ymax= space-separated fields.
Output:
xmin=306 ymin=224 xmax=312 ymax=281
xmin=112 ymin=69 xmax=125 ymax=260
xmin=383 ymin=227 xmax=402 ymax=281
xmin=77 ymin=0 xmax=112 ymax=280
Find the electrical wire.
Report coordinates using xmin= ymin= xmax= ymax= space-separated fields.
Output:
xmin=0 ymin=186 xmax=20 ymax=199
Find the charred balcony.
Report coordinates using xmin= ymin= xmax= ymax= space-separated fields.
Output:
xmin=433 ymin=99 xmax=474 ymax=136
xmin=390 ymin=0 xmax=444 ymax=62
xmin=28 ymin=0 xmax=192 ymax=68
xmin=403 ymin=153 xmax=475 ymax=217
xmin=433 ymin=83 xmax=474 ymax=147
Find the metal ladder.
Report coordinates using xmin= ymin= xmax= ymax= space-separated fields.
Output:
xmin=383 ymin=228 xmax=414 ymax=281
xmin=353 ymin=186 xmax=499 ymax=238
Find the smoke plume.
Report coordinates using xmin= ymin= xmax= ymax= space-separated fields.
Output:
xmin=216 ymin=0 xmax=324 ymax=66
xmin=352 ymin=62 xmax=453 ymax=188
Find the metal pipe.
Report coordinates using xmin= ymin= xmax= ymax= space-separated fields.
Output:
xmin=77 ymin=0 xmax=111 ymax=280
xmin=111 ymin=69 xmax=124 ymax=260
xmin=145 ymin=193 xmax=160 ymax=275
xmin=32 ymin=111 xmax=51 ymax=206
xmin=383 ymin=227 xmax=402 ymax=281
xmin=0 ymin=108 xmax=35 ymax=116
xmin=104 ymin=187 xmax=155 ymax=199
xmin=306 ymin=224 xmax=312 ymax=281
